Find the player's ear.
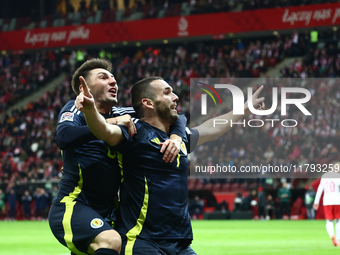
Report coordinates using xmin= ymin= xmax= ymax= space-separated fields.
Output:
xmin=79 ymin=84 xmax=91 ymax=93
xmin=142 ymin=98 xmax=154 ymax=109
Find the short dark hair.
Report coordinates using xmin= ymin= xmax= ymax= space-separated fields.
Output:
xmin=71 ymin=58 xmax=112 ymax=95
xmin=130 ymin=76 xmax=164 ymax=117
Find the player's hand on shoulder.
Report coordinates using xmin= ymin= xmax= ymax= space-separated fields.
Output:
xmin=75 ymin=76 xmax=95 ymax=113
xmin=160 ymin=138 xmax=181 ymax=163
xmin=107 ymin=115 xmax=137 ymax=137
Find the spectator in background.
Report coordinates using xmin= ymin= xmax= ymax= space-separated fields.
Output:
xmin=79 ymin=0 xmax=89 ymax=18
xmin=51 ymin=186 xmax=58 ymax=202
xmin=66 ymin=0 xmax=75 ymax=13
xmin=244 ymin=189 xmax=257 ymax=210
xmin=291 ymin=30 xmax=299 ymax=56
xmin=257 ymin=187 xmax=266 ymax=220
xmin=305 ymin=185 xmax=316 ymax=220
xmin=21 ymin=190 xmax=32 ymax=220
xmin=39 ymin=188 xmax=49 ymax=220
xmin=234 ymin=192 xmax=244 ymax=211
xmin=277 ymin=182 xmax=291 ymax=219
xmin=0 ymin=189 xmax=6 ymax=220
xmin=33 ymin=187 xmax=41 ymax=220
xmin=7 ymin=188 xmax=17 ymax=220
xmin=265 ymin=194 xmax=276 ymax=220
xmin=189 ymin=195 xmax=204 ymax=220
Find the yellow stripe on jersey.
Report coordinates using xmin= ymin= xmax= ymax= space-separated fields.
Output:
xmin=60 ymin=164 xmax=87 ymax=255
xmin=151 ymin=137 xmax=161 ymax=144
xmin=124 ymin=176 xmax=149 ymax=255
xmin=177 ymin=154 xmax=180 ymax=167
xmin=117 ymin=152 xmax=124 ymax=182
xmin=180 ymin=142 xmax=187 ymax=155
xmin=107 ymin=146 xmax=117 ymax=159
xmin=61 ymin=150 xmax=64 ymax=173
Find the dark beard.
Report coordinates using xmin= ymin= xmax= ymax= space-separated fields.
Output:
xmin=155 ymin=101 xmax=179 ymax=124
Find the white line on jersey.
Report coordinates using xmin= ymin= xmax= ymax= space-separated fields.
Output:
xmin=112 ymin=107 xmax=135 ymax=114
xmin=71 ymin=107 xmax=81 ymax=115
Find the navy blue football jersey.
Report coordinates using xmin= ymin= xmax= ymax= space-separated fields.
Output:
xmin=55 ymin=100 xmax=135 ymax=218
xmin=114 ymin=120 xmax=199 ymax=240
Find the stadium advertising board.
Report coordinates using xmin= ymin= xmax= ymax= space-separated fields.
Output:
xmin=1 ymin=2 xmax=340 ymax=51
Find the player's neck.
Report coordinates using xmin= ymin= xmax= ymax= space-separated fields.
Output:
xmin=96 ymin=102 xmax=113 ymax=115
xmin=142 ymin=117 xmax=171 ymax=134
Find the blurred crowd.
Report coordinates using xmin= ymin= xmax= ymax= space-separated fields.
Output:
xmin=0 ymin=50 xmax=63 ymax=113
xmin=1 ymin=27 xmax=340 ymax=219
xmin=0 ymin=0 xmax=338 ymax=29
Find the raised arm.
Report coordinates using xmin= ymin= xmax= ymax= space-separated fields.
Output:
xmin=194 ymin=85 xmax=265 ymax=146
xmin=75 ymin=76 xmax=124 ymax=147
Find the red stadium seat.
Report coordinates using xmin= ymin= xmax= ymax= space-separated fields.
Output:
xmin=195 ymin=181 xmax=204 ymax=190
xmin=231 ymin=183 xmax=240 ymax=192
xmin=221 ymin=183 xmax=231 ymax=192
xmin=204 ymin=183 xmax=213 ymax=191
xmin=188 ymin=179 xmax=196 ymax=190
xmin=240 ymin=182 xmax=248 ymax=191
xmin=212 ymin=183 xmax=222 ymax=193
xmin=248 ymin=182 xmax=258 ymax=191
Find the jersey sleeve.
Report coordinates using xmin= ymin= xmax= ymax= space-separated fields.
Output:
xmin=169 ymin=114 xmax=187 ymax=139
xmin=186 ymin=127 xmax=199 ymax=153
xmin=56 ymin=101 xmax=96 ymax=150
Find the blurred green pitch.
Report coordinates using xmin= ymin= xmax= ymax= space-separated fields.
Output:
xmin=0 ymin=220 xmax=338 ymax=255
